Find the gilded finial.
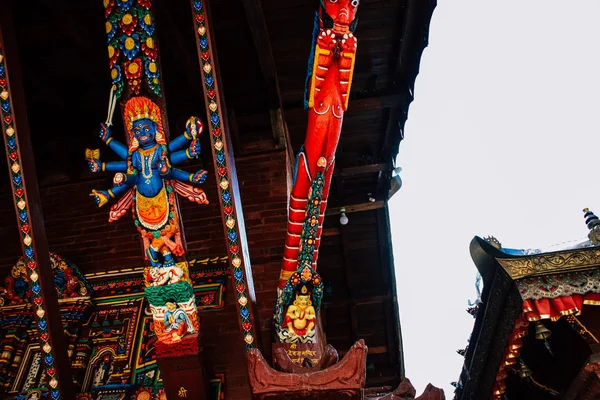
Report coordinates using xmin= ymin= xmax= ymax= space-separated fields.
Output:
xmin=583 ymin=208 xmax=600 ymax=244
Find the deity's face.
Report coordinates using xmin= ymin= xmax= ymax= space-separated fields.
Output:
xmin=296 ymin=295 xmax=310 ymax=310
xmin=324 ymin=0 xmax=359 ymax=30
xmin=132 ymin=118 xmax=158 ymax=147
xmin=165 ymin=301 xmax=177 ymax=312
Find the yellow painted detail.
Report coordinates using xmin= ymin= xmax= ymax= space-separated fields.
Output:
xmin=125 ymin=37 xmax=136 ymax=51
xmin=342 ymin=52 xmax=356 ymax=110
xmin=308 ymin=45 xmax=331 ymax=108
xmin=122 ymin=14 xmax=133 ymax=25
xmin=128 ymin=63 xmax=139 ymax=74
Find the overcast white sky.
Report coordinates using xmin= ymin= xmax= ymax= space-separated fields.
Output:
xmin=389 ymin=1 xmax=600 ymax=396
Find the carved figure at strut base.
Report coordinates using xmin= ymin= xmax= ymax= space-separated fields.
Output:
xmin=86 ymin=96 xmax=209 ymax=270
xmin=283 ymin=285 xmax=316 ymax=336
xmin=275 ymin=266 xmax=323 ymax=345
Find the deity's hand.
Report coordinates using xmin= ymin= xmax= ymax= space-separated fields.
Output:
xmin=188 ymin=139 xmax=201 ymax=158
xmin=191 ymin=170 xmax=208 ymax=184
xmin=157 ymin=155 xmax=169 ymax=176
xmin=87 ymin=157 xmax=103 ymax=173
xmin=185 ymin=116 xmax=203 ymax=139
xmin=317 ymin=29 xmax=338 ymax=51
xmin=339 ymin=33 xmax=357 ymax=53
xmin=90 ymin=189 xmax=110 ymax=207
xmin=99 ymin=123 xmax=111 ymax=143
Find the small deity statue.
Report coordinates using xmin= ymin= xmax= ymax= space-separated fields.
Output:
xmin=92 ymin=354 xmax=114 ymax=387
xmin=283 ymin=285 xmax=316 ymax=336
xmin=87 ymin=96 xmax=209 ymax=269
xmin=159 ymin=299 xmax=195 ymax=343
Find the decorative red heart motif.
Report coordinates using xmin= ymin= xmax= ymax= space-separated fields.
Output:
xmin=41 ymin=333 xmax=49 ymax=341
xmin=0 ymin=78 xmax=6 ymax=87
xmin=224 ymin=205 xmax=233 ymax=215
xmin=15 ymin=188 xmax=23 ymax=197
xmin=207 ymin=89 xmax=216 ymax=99
xmin=196 ymin=14 xmax=204 ymax=23
xmin=28 ymin=261 xmax=36 ymax=269
xmin=243 ymin=322 xmax=251 ymax=331
xmin=4 ymin=115 xmax=12 ymax=124
xmin=201 ymin=52 xmax=209 ymax=61
xmin=47 ymin=368 xmax=56 ymax=377
xmin=9 ymin=152 xmax=17 ymax=161
xmin=236 ymin=284 xmax=244 ymax=293
xmin=21 ymin=224 xmax=29 ymax=234
xmin=230 ymin=245 xmax=239 ymax=254
xmin=213 ymin=128 xmax=221 ymax=136
xmin=34 ymin=297 xmax=42 ymax=305
xmin=218 ymin=167 xmax=226 ymax=176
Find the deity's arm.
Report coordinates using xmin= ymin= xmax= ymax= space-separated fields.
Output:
xmin=103 ymin=161 xmax=128 ymax=172
xmin=99 ymin=123 xmax=128 ymax=159
xmin=90 ymin=184 xmax=130 ymax=208
xmin=106 ymin=140 xmax=128 ymax=160
xmin=285 ymin=305 xmax=298 ymax=320
xmin=170 ymin=168 xmax=207 ymax=184
xmin=169 ymin=116 xmax=204 ymax=152
xmin=168 ymin=133 xmax=191 ymax=153
xmin=170 ymin=138 xmax=201 ymax=166
xmin=90 ymin=172 xmax=135 ymax=207
xmin=86 ymin=153 xmax=127 ymax=173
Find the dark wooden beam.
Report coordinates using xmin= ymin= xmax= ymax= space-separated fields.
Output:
xmin=326 ymin=200 xmax=385 ymax=216
xmin=241 ymin=0 xmax=295 ymax=175
xmin=0 ymin=3 xmax=75 ymax=397
xmin=335 ymin=163 xmax=389 ymax=177
xmin=241 ymin=0 xmax=282 ymax=111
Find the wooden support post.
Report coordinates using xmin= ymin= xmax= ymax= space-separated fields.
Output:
xmin=0 ymin=5 xmax=74 ymax=399
xmin=190 ymin=0 xmax=261 ymax=352
xmin=93 ymin=2 xmax=212 ymax=398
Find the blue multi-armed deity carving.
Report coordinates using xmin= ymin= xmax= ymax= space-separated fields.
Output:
xmin=86 ymin=96 xmax=209 ymax=271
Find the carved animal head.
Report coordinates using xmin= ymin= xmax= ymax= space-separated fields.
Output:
xmin=149 ymin=267 xmax=161 ymax=280
xmin=321 ymin=0 xmax=359 ymax=34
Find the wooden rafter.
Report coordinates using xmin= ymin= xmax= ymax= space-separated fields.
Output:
xmin=241 ymin=0 xmax=293 ymax=154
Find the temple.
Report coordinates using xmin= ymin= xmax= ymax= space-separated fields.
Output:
xmin=455 ymin=210 xmax=600 ymax=399
xmin=0 ymin=0 xmax=441 ymax=399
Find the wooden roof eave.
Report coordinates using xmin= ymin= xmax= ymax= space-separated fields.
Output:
xmin=457 ymin=237 xmax=523 ymax=400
